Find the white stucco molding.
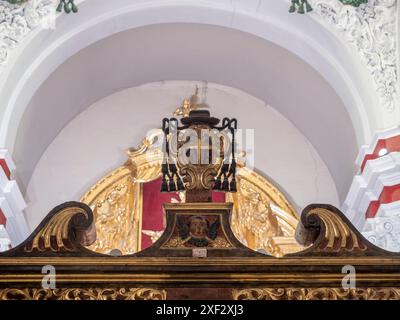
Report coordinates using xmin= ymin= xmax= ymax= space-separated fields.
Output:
xmin=362 ymin=201 xmax=400 ymax=252
xmin=376 ymin=200 xmax=400 ymax=217
xmin=0 ymin=196 xmax=29 ymax=245
xmin=0 ymin=0 xmax=58 ymax=71
xmin=0 ymin=148 xmax=15 ymax=171
xmin=355 ymin=126 xmax=400 ymax=166
xmin=0 ymin=225 xmax=11 ymax=252
xmin=343 ymin=151 xmax=400 ymax=230
xmin=0 ymin=150 xmax=30 ymax=245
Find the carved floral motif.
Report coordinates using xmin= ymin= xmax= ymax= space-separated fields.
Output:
xmin=233 ymin=287 xmax=400 ymax=300
xmin=0 ymin=0 xmax=55 ymax=68
xmin=0 ymin=287 xmax=167 ymax=300
xmin=363 ymin=215 xmax=400 ymax=252
xmin=81 ymin=167 xmax=142 ymax=255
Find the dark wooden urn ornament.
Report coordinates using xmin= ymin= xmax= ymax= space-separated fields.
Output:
xmin=161 ymin=109 xmax=237 ymax=202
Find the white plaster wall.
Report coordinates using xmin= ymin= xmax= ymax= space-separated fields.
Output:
xmin=25 ymin=81 xmax=340 ymax=230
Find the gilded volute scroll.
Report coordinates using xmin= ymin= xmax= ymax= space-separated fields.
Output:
xmin=292 ymin=204 xmax=394 ymax=256
xmin=0 ymin=202 xmax=99 ymax=257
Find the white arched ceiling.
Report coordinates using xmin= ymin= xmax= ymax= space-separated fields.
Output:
xmin=0 ymin=0 xmax=381 ymax=203
xmin=12 ymin=22 xmax=357 ymax=203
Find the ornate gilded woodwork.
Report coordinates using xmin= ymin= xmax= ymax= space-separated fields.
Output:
xmin=233 ymin=287 xmax=400 ymax=300
xmin=2 ymin=108 xmax=400 ymax=300
xmin=80 ymin=134 xmax=301 ymax=256
xmin=2 ymin=286 xmax=400 ymax=300
xmin=173 ymin=86 xmax=206 ymax=117
xmin=80 ymin=133 xmax=162 ymax=255
xmin=137 ymin=203 xmax=260 ymax=257
xmin=81 ymin=169 xmax=141 ymax=254
xmin=160 ymin=110 xmax=238 ymax=202
xmin=1 ymin=202 xmax=97 ymax=256
xmin=1 ymin=201 xmax=400 ymax=299
xmin=227 ymin=167 xmax=301 ymax=256
xmin=3 ymin=199 xmax=386 ymax=258
xmin=25 ymin=205 xmax=94 ymax=253
xmin=79 ymin=98 xmax=300 ymax=256
xmin=0 ymin=200 xmax=384 ymax=258
xmin=305 ymin=207 xmax=365 ymax=252
xmin=293 ymin=204 xmax=386 ymax=256
xmin=162 ymin=213 xmax=233 ymax=249
xmin=0 ymin=288 xmax=166 ymax=300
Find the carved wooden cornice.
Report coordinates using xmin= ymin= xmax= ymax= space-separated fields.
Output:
xmin=1 ymin=201 xmax=400 ymax=299
xmin=0 ymin=287 xmax=167 ymax=300
xmin=233 ymin=287 xmax=400 ymax=300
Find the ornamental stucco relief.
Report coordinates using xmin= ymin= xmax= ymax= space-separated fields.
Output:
xmin=0 ymin=0 xmax=398 ymax=112
xmin=363 ymin=214 xmax=400 ymax=252
xmin=0 ymin=0 xmax=55 ymax=69
xmin=309 ymin=0 xmax=398 ymax=112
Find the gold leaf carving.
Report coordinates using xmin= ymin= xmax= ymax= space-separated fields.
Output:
xmin=81 ymin=136 xmax=301 ymax=256
xmin=233 ymin=288 xmax=400 ymax=300
xmin=162 ymin=236 xmax=187 ymax=248
xmin=228 ymin=168 xmax=302 ymax=256
xmin=297 ymin=207 xmax=367 ymax=253
xmin=84 ymin=171 xmax=141 ymax=254
xmin=211 ymin=236 xmax=234 ymax=248
xmin=163 ymin=236 xmax=233 ymax=249
xmin=0 ymin=288 xmax=166 ymax=300
xmin=25 ymin=205 xmax=92 ymax=252
xmin=173 ymin=87 xmax=205 ymax=117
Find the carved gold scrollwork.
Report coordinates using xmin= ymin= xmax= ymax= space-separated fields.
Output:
xmin=227 ymin=167 xmax=301 ymax=256
xmin=232 ymin=288 xmax=400 ymax=300
xmin=0 ymin=288 xmax=167 ymax=300
xmin=295 ymin=206 xmax=368 ymax=253
xmin=80 ymin=134 xmax=162 ymax=255
xmin=85 ymin=172 xmax=140 ymax=254
xmin=211 ymin=236 xmax=234 ymax=248
xmin=179 ymin=164 xmax=218 ymax=191
xmin=24 ymin=203 xmax=94 ymax=253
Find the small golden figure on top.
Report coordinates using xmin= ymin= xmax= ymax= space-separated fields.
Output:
xmin=173 ymin=87 xmax=209 ymax=117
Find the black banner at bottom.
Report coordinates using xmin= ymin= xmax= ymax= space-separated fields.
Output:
xmin=0 ymin=300 xmax=392 ymax=318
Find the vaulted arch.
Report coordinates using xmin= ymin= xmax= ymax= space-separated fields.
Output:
xmin=0 ymin=0 xmax=383 ymax=204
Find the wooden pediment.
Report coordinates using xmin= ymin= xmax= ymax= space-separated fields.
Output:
xmin=1 ymin=201 xmax=400 ymax=300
